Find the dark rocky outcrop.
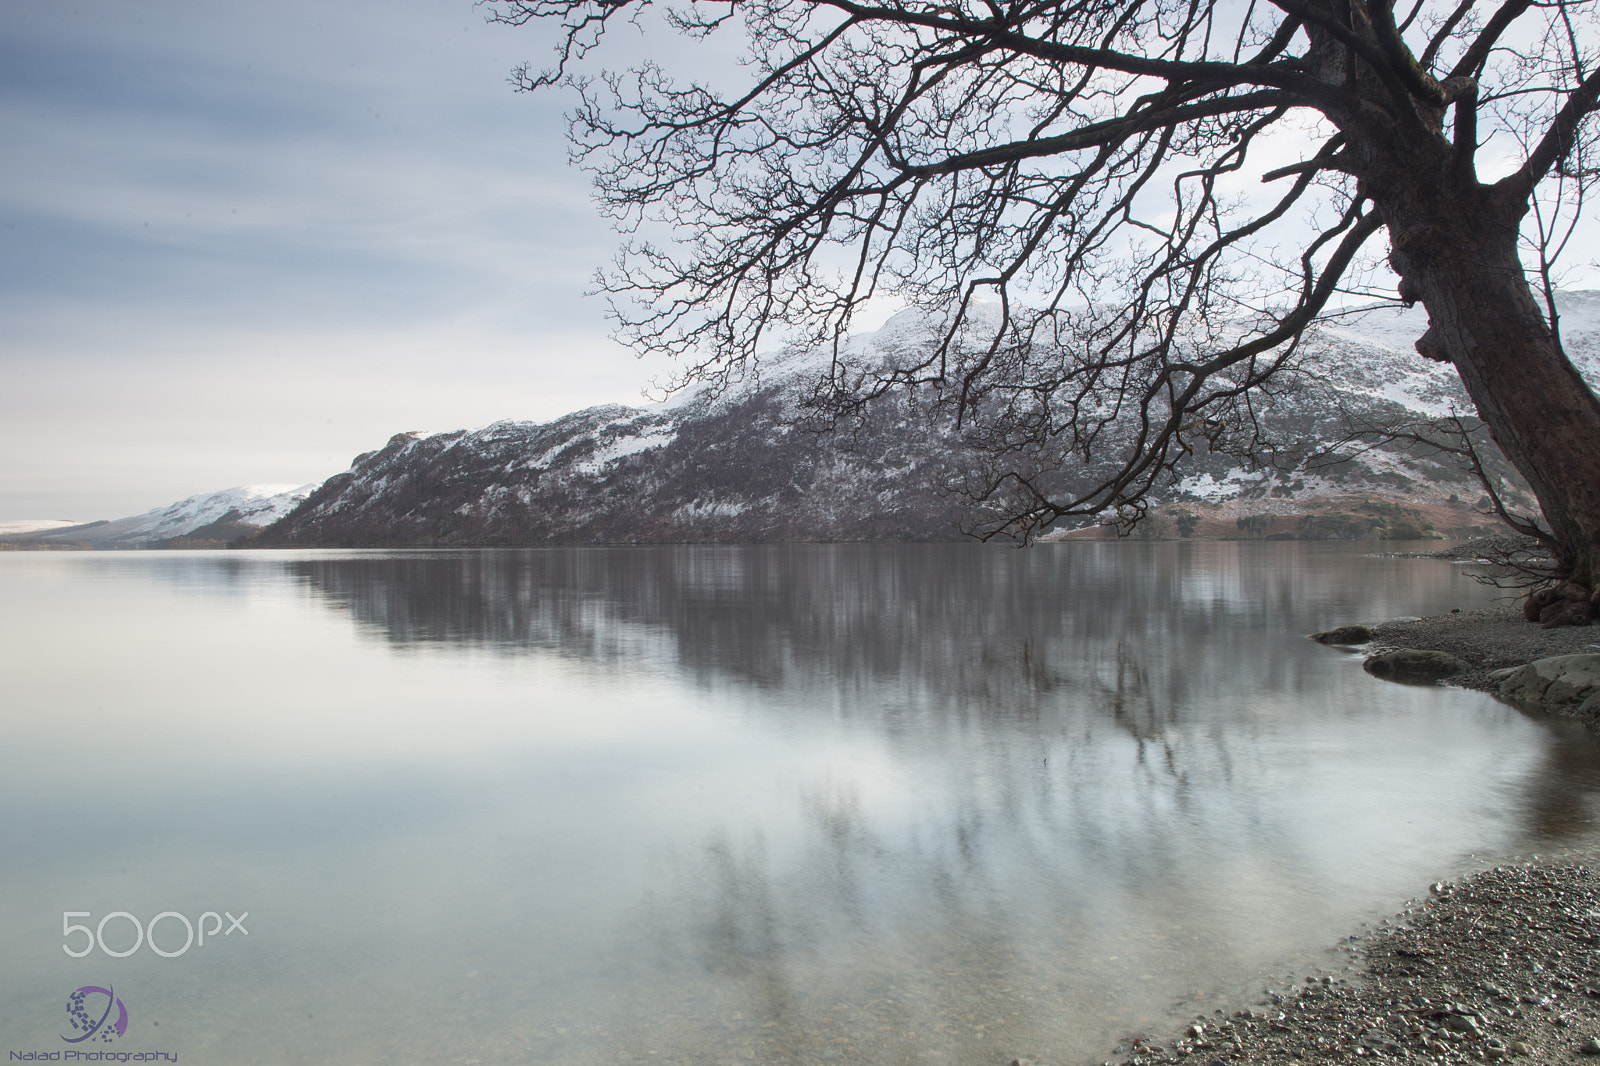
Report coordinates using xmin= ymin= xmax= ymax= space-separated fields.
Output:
xmin=1522 ymin=581 xmax=1597 ymax=628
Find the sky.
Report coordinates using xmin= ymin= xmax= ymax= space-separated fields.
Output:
xmin=0 ymin=0 xmax=700 ymax=520
xmin=4 ymin=2 xmax=1595 ymax=523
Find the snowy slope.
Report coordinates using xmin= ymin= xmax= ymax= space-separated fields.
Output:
xmin=0 ymin=519 xmax=80 ymax=535
xmin=1306 ymin=294 xmax=1600 ymax=415
xmin=120 ymin=483 xmax=321 ymax=541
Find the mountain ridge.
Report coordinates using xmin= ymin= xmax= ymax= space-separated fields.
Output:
xmin=255 ymin=294 xmax=1600 ymax=547
xmin=9 ymin=294 xmax=1597 ymax=549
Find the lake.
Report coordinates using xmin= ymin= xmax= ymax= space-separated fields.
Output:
xmin=4 ymin=542 xmax=1600 ymax=1065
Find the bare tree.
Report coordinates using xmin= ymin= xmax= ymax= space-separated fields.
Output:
xmin=490 ymin=0 xmax=1600 ymax=585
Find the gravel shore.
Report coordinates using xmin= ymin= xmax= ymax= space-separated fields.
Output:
xmin=1104 ymin=861 xmax=1600 ymax=1066
xmin=1367 ymin=606 xmax=1600 ymax=701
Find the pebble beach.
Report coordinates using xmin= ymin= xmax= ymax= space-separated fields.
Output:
xmin=1096 ymin=862 xmax=1600 ymax=1066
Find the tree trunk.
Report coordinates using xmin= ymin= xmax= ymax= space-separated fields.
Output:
xmin=1294 ymin=3 xmax=1600 ymax=589
xmin=1394 ymin=203 xmax=1600 ymax=587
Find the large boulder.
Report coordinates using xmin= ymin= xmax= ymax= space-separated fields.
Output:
xmin=1497 ymin=654 xmax=1600 ymax=708
xmin=1363 ymin=648 xmax=1470 ymax=682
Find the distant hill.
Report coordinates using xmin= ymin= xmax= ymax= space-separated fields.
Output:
xmin=6 ymin=484 xmax=319 ymax=550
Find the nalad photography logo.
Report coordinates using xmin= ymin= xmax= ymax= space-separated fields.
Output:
xmin=4 ymin=985 xmax=179 ymax=1062
xmin=63 ymin=986 xmax=127 ymax=1044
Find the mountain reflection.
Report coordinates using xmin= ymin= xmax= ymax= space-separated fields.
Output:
xmin=279 ymin=543 xmax=1600 ymax=853
xmin=283 ymin=542 xmax=1471 ymax=719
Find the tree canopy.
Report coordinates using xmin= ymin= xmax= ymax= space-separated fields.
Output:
xmin=491 ymin=0 xmax=1600 ymax=583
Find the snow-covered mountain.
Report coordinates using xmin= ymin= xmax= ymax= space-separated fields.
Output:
xmin=259 ymin=393 xmax=970 ymax=545
xmin=11 ymin=483 xmax=320 ymax=549
xmin=255 ymin=293 xmax=1600 ymax=547
xmin=15 ymin=294 xmax=1593 ymax=550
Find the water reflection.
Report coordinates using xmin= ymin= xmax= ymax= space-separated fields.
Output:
xmin=1514 ymin=717 xmax=1600 ymax=841
xmin=4 ymin=544 xmax=1600 ymax=1066
xmin=279 ymin=542 xmax=1483 ymax=713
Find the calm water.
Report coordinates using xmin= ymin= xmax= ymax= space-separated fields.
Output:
xmin=5 ymin=542 xmax=1600 ymax=1066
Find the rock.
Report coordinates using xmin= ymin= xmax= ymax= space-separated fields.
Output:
xmin=1311 ymin=625 xmax=1374 ymax=645
xmin=1527 ymin=587 xmax=1561 ymax=621
xmin=1498 ymin=654 xmax=1600 ymax=707
xmin=1542 ymin=600 xmax=1596 ymax=628
xmin=1580 ymin=1036 xmax=1600 ymax=1054
xmin=1363 ymin=648 xmax=1470 ymax=681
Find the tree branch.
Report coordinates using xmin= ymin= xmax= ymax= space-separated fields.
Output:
xmin=817 ymin=0 xmax=1344 ymax=105
xmin=907 ymin=90 xmax=1291 ymax=176
xmin=1364 ymin=0 xmax=1449 ymax=105
xmin=1498 ymin=64 xmax=1600 ymax=202
xmin=1417 ymin=0 xmax=1477 ymax=71
xmin=1448 ymin=0 xmax=1534 ymax=79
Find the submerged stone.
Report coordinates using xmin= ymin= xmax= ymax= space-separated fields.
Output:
xmin=1312 ymin=625 xmax=1374 ymax=645
xmin=1362 ymin=648 xmax=1469 ymax=681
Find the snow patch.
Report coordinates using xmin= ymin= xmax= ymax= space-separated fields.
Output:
xmin=673 ymin=499 xmax=752 ymax=519
xmin=1175 ymin=468 xmax=1271 ymax=501
xmin=573 ymin=424 xmax=678 ymax=474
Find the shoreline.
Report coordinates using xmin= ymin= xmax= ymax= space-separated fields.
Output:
xmin=1366 ymin=605 xmax=1600 ymax=720
xmin=1107 ymin=859 xmax=1600 ymax=1066
xmin=1098 ymin=602 xmax=1600 ymax=1066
